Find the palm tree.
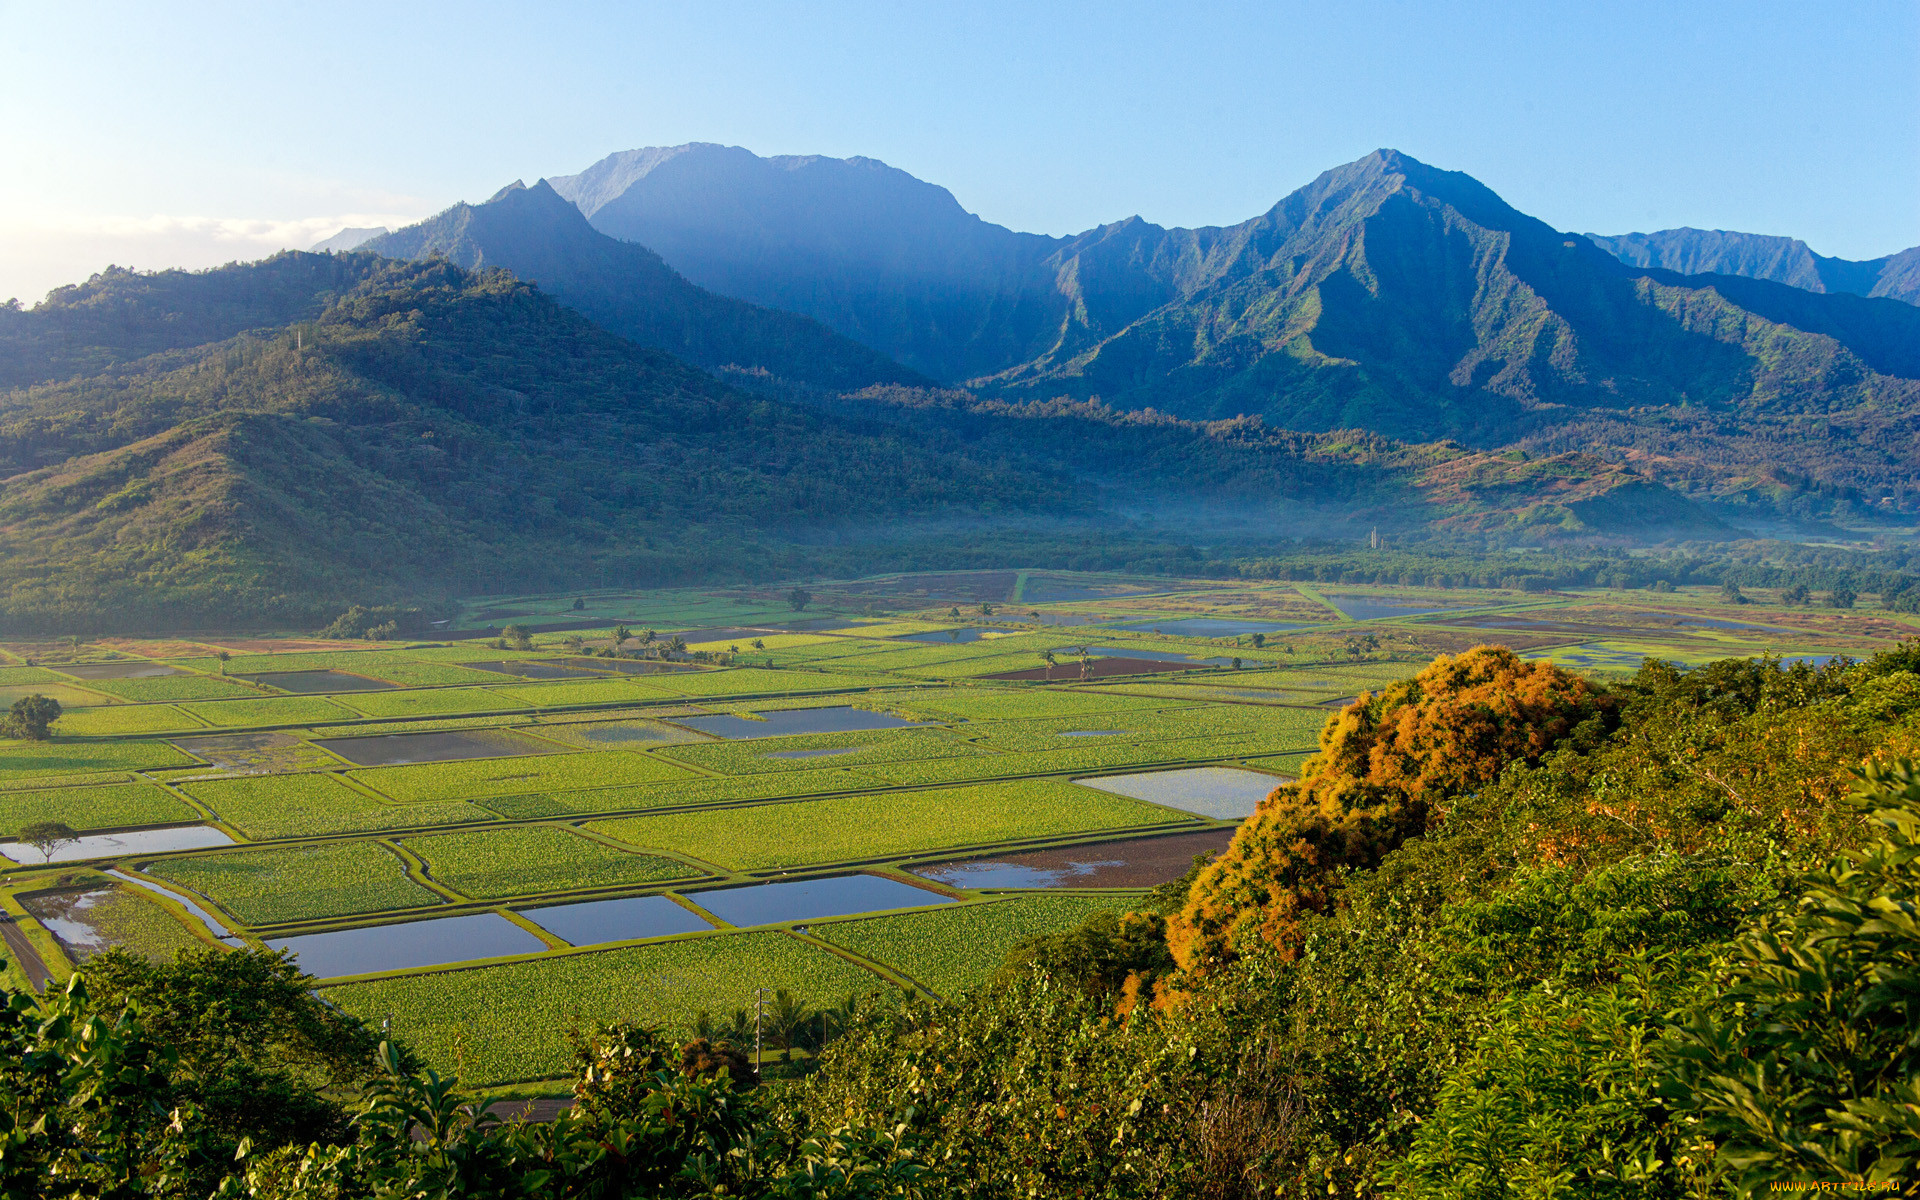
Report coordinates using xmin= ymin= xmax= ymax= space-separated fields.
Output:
xmin=763 ymin=988 xmax=815 ymax=1063
xmin=612 ymin=625 xmax=632 ymax=655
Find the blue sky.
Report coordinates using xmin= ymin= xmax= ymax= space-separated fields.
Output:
xmin=1 ymin=0 xmax=1914 ymax=301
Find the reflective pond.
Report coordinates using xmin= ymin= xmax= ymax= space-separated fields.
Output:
xmin=912 ymin=827 xmax=1239 ymax=889
xmin=266 ymin=912 xmax=546 ymax=979
xmin=58 ymin=661 xmax=184 ymax=679
xmin=675 ymin=707 xmax=930 ymax=739
xmin=1074 ymin=767 xmax=1286 ymax=819
xmin=462 ymin=660 xmax=605 ymax=680
xmin=3 ymin=824 xmax=235 ymax=864
xmin=688 ymin=874 xmax=954 ymax=926
xmin=313 ymin=729 xmax=550 ymax=767
xmin=1324 ymin=594 xmax=1491 ymax=621
xmin=894 ymin=627 xmax=995 ymax=643
xmin=519 ymin=894 xmax=713 ymax=946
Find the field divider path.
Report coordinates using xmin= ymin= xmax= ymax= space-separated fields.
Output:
xmin=783 ymin=928 xmax=943 ymax=1001
xmin=381 ymin=838 xmax=469 ymax=905
xmin=493 ymin=906 xmax=572 ymax=951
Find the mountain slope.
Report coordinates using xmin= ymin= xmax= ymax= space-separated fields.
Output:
xmin=0 ymin=259 xmax=1052 ymax=630
xmin=551 ymin=144 xmax=1068 ymax=382
xmin=360 ymin=180 xmax=926 ymax=390
xmin=1586 ymin=228 xmax=1920 ymax=306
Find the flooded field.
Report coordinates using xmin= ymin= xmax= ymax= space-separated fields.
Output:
xmin=520 ymin=894 xmax=713 ymax=946
xmin=1324 ymin=594 xmax=1493 ymax=621
xmin=1075 ymin=767 xmax=1285 ymax=819
xmin=237 ymin=670 xmax=395 ymax=693
xmin=548 ymin=657 xmax=694 ymax=675
xmin=107 ymin=870 xmax=245 ymax=945
xmin=1079 ymin=646 xmax=1263 ymax=668
xmin=688 ymin=874 xmax=954 ymax=926
xmin=3 ymin=824 xmax=235 ymax=864
xmin=266 ymin=912 xmax=547 ymax=979
xmin=674 ymin=706 xmax=929 ymax=739
xmin=58 ymin=661 xmax=185 ymax=679
xmin=314 ymin=729 xmax=553 ymax=767
xmin=912 ymin=827 xmax=1238 ymax=889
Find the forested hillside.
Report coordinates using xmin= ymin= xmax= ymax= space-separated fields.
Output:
xmin=0 ymin=259 xmax=1056 ymax=629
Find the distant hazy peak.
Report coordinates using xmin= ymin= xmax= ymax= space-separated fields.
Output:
xmin=548 ymin=144 xmax=717 ymax=217
xmin=310 ymin=226 xmax=389 ymax=253
xmin=487 ymin=179 xmax=529 ymax=203
xmin=1586 ymin=227 xmax=1920 ymax=305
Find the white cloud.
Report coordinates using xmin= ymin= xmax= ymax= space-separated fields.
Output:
xmin=0 ymin=210 xmax=426 ymax=304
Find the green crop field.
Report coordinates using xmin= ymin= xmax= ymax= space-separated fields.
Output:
xmin=145 ymin=840 xmax=443 ymax=925
xmin=52 ymin=705 xmax=197 ymax=736
xmin=648 ymin=668 xmax=900 ymax=697
xmin=179 ymin=696 xmax=364 ymax=728
xmin=657 ymin=728 xmax=988 ymax=776
xmin=0 ymin=739 xmax=195 ymax=782
xmin=532 ymin=717 xmax=708 ymax=749
xmin=81 ymin=885 xmax=212 ymax=961
xmin=354 ymin=749 xmax=695 ymax=804
xmin=0 ymin=666 xmax=65 ymax=686
xmin=66 ymin=674 xmax=264 ymax=702
xmin=183 ymin=773 xmax=494 ymax=840
xmin=483 ymin=679 xmax=675 ymax=708
xmin=481 ymin=767 xmax=886 ymax=819
xmin=0 ymin=683 xmax=119 ymax=710
xmin=323 ymin=930 xmax=882 ymax=1085
xmin=338 ymin=688 xmax=537 ymax=719
xmin=589 ymin=779 xmax=1191 ymax=871
xmin=814 ymin=895 xmax=1127 ymax=998
xmin=403 ymin=826 xmax=700 ymax=899
xmin=895 ymin=689 xmax=1166 ymax=721
xmin=0 ymin=781 xmax=199 ymax=837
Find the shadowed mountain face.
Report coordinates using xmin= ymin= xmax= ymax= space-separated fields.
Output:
xmin=551 ymin=144 xmax=1067 ymax=383
xmin=1586 ymin=228 xmax=1920 ymax=306
xmin=359 ymin=180 xmax=925 ymax=390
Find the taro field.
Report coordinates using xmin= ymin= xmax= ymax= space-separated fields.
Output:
xmin=2 ymin=570 xmax=1906 ymax=1085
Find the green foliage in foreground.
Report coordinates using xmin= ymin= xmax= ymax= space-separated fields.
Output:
xmin=145 ymin=840 xmax=443 ymax=925
xmin=324 ymin=930 xmax=879 ymax=1086
xmin=0 ymin=779 xmax=195 ymax=837
xmin=590 ymin=779 xmax=1189 ymax=871
xmin=402 ymin=825 xmax=700 ymax=899
xmin=814 ymin=895 xmax=1125 ymax=998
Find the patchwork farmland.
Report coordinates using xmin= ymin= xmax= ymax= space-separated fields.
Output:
xmin=1 ymin=569 xmax=1906 ymax=1088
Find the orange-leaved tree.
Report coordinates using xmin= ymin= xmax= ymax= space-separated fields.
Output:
xmin=1165 ymin=645 xmax=1614 ymax=976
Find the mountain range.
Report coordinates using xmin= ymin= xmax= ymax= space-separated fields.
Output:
xmin=1584 ymin=228 xmax=1920 ymax=305
xmin=2 ymin=145 xmax=1915 ymax=627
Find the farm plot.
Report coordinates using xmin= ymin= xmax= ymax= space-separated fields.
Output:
xmin=588 ymin=780 xmax=1191 ymax=872
xmin=657 ymin=728 xmax=987 ymax=776
xmin=647 ymin=669 xmax=900 ymax=698
xmin=323 ymin=930 xmax=881 ymax=1085
xmin=482 ymin=767 xmax=886 ymax=819
xmin=180 ymin=696 xmax=363 ymax=728
xmin=892 ymin=688 xmax=1166 ymax=722
xmin=338 ymin=688 xmax=537 ymax=719
xmin=0 ymin=781 xmax=199 ymax=837
xmin=532 ymin=716 xmax=708 ymax=749
xmin=403 ymin=826 xmax=700 ymax=899
xmin=52 ymin=705 xmax=197 ymax=736
xmin=482 ymin=679 xmax=676 ymax=708
xmin=146 ymin=840 xmax=442 ymax=925
xmin=183 ymin=773 xmax=494 ymax=840
xmin=69 ymin=674 xmax=264 ymax=702
xmin=814 ymin=895 xmax=1126 ymax=998
xmin=354 ymin=749 xmax=693 ymax=804
xmin=24 ymin=884 xmax=210 ymax=963
xmin=0 ymin=683 xmax=118 ymax=710
xmin=0 ymin=666 xmax=66 ymax=686
xmin=0 ymin=739 xmax=195 ymax=783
